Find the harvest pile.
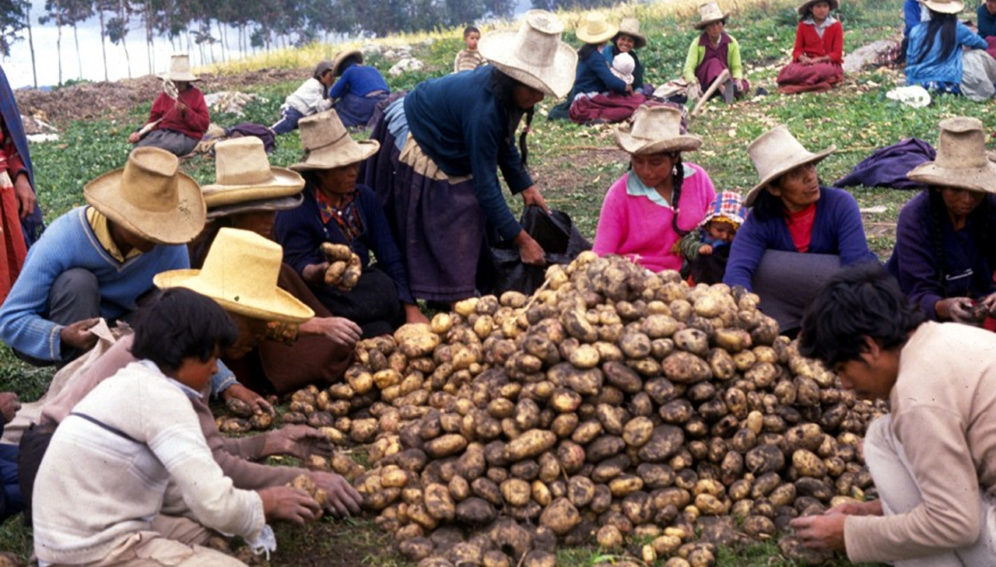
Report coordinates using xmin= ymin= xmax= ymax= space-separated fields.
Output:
xmin=240 ymin=253 xmax=886 ymax=566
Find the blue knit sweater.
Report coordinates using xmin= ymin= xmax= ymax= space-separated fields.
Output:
xmin=906 ymin=21 xmax=987 ymax=88
xmin=724 ymin=188 xmax=877 ymax=290
xmin=329 ymin=65 xmax=390 ymax=98
xmin=570 ymin=47 xmax=627 ymax=98
xmin=0 ymin=207 xmax=189 ymax=361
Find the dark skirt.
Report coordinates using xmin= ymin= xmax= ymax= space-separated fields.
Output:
xmin=334 ymin=92 xmax=387 ymax=128
xmin=776 ymin=62 xmax=843 ymax=94
xmin=363 ymin=116 xmax=486 ymax=302
xmin=136 ymin=128 xmax=199 ymax=156
xmin=312 ymin=266 xmax=403 ymax=337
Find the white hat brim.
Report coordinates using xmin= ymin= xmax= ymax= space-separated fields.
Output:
xmin=745 ymin=147 xmax=836 ymax=207
xmin=478 ymin=32 xmax=579 ymax=99
xmin=289 ymin=140 xmax=380 ymax=171
xmin=906 ymin=161 xmax=996 ymax=195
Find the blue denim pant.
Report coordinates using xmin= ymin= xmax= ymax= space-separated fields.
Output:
xmin=271 ymin=107 xmax=305 ymax=135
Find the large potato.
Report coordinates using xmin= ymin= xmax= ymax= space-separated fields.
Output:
xmin=662 ymin=352 xmax=712 ymax=384
xmin=504 ymin=430 xmax=557 ymax=462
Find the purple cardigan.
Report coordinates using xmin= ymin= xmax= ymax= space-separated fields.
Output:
xmin=724 ymin=187 xmax=877 ymax=290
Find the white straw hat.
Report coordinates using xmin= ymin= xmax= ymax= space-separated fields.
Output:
xmin=478 ymin=10 xmax=578 ymax=98
xmin=615 ymin=106 xmax=702 ymax=155
xmin=615 ymin=18 xmax=647 ymax=49
xmin=919 ymin=0 xmax=963 ymax=14
xmin=160 ymin=54 xmax=199 ymax=82
xmin=576 ymin=13 xmax=618 ymax=44
xmin=695 ymin=2 xmax=728 ymax=29
xmin=289 ymin=110 xmax=380 ymax=171
xmin=745 ymin=125 xmax=835 ymax=206
xmin=907 ymin=116 xmax=996 ymax=194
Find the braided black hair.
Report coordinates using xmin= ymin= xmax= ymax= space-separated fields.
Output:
xmin=925 ymin=188 xmax=949 ymax=291
xmin=490 ymin=68 xmax=536 ymax=169
xmin=669 ymin=154 xmax=688 ymax=237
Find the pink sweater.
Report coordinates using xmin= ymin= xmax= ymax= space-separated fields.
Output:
xmin=592 ymin=165 xmax=716 ymax=273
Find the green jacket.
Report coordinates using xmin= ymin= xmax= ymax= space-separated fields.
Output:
xmin=682 ymin=32 xmax=744 ymax=83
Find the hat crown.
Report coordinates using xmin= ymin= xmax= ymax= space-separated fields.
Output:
xmin=748 ymin=125 xmax=816 ymax=181
xmin=299 ymin=110 xmax=350 ymax=152
xmin=618 ymin=17 xmax=642 ymax=36
xmin=699 ymin=2 xmax=726 ymax=22
xmin=629 ymin=106 xmax=684 ymax=142
xmin=198 ymin=228 xmax=283 ymax=309
xmin=933 ymin=116 xmax=988 ymax=169
xmin=213 ymin=137 xmax=278 ymax=186
xmin=120 ymin=147 xmax=182 ymax=213
xmin=510 ymin=10 xmax=566 ymax=68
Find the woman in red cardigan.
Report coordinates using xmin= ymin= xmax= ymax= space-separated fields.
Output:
xmin=777 ymin=0 xmax=844 ymax=94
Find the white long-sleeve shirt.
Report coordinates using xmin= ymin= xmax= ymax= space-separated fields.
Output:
xmin=282 ymin=77 xmax=333 ymax=116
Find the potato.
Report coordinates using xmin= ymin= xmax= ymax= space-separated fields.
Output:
xmin=596 ymin=524 xmax=624 ymax=549
xmin=395 ymin=323 xmax=442 ymax=358
xmin=618 ymin=330 xmax=652 ymax=358
xmin=539 ymin=497 xmax=581 ymax=535
xmin=504 ymin=430 xmax=557 ymax=462
xmin=662 ymin=352 xmax=712 ymax=384
xmin=602 ymin=361 xmax=642 ymax=394
xmin=455 ymin=497 xmax=497 ymax=525
xmin=424 ymin=483 xmax=456 ymax=521
xmin=637 ymin=425 xmax=685 ymax=462
xmin=425 ymin=434 xmax=469 ymax=458
xmin=745 ymin=444 xmax=785 ymax=475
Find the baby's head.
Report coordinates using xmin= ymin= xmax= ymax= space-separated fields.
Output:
xmin=610 ymin=52 xmax=635 ymax=86
xmin=700 ymin=190 xmax=746 ymax=243
xmin=463 ymin=26 xmax=481 ymax=50
xmin=704 ymin=218 xmax=738 ymax=243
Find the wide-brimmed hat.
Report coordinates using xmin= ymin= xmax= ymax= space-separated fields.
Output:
xmin=331 ymin=49 xmax=363 ymax=77
xmin=699 ymin=190 xmax=746 ymax=227
xmin=919 ymin=0 xmax=963 ymax=13
xmin=159 ymin=54 xmax=199 ymax=82
xmin=613 ymin=18 xmax=647 ymax=49
xmin=797 ymin=0 xmax=840 ymax=17
xmin=576 ymin=13 xmax=618 ymax=44
xmin=694 ymin=2 xmax=728 ymax=29
xmin=289 ymin=110 xmax=380 ymax=171
xmin=84 ymin=147 xmax=205 ymax=244
xmin=907 ymin=116 xmax=996 ymax=194
xmin=154 ymin=227 xmax=314 ymax=323
xmin=202 ymin=137 xmax=304 ymax=212
xmin=615 ymin=106 xmax=702 ymax=155
xmin=745 ymin=125 xmax=836 ymax=206
xmin=478 ymin=10 xmax=578 ymax=98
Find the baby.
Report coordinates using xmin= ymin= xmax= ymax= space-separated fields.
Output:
xmin=679 ymin=190 xmax=745 ymax=284
xmin=610 ymin=52 xmax=636 ymax=88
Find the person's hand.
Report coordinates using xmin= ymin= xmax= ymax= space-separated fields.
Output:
xmin=734 ymin=79 xmax=747 ymax=93
xmin=13 ymin=173 xmax=36 ymax=220
xmin=263 ymin=424 xmax=334 ymax=459
xmin=698 ymin=244 xmax=713 ymax=256
xmin=686 ymin=81 xmax=702 ymax=100
xmin=302 ymin=262 xmax=330 ymax=286
xmin=299 ymin=316 xmax=361 ymax=348
xmin=625 ymin=83 xmax=634 ymax=95
xmin=174 ymin=100 xmax=188 ymax=113
xmin=404 ymin=303 xmax=429 ymax=324
xmin=799 ymin=54 xmax=813 ymax=65
xmin=128 ymin=131 xmax=142 ymax=144
xmin=520 ymin=185 xmax=550 ymax=214
xmin=979 ymin=292 xmax=996 ymax=317
xmin=0 ymin=392 xmax=20 ymax=423
xmin=936 ymin=297 xmax=976 ymax=323
xmin=789 ymin=513 xmax=847 ymax=552
xmin=222 ymin=383 xmax=275 ymax=416
xmin=514 ymin=230 xmax=546 ymax=266
xmin=258 ymin=486 xmax=322 ymax=524
xmin=310 ymin=471 xmax=363 ymax=516
xmin=59 ymin=318 xmax=100 ymax=352
xmin=825 ymin=499 xmax=882 ymax=517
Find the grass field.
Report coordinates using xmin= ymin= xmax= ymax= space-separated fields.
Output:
xmin=0 ymin=0 xmax=992 ymax=563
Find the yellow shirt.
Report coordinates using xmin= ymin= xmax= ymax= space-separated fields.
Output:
xmin=85 ymin=207 xmax=142 ymax=263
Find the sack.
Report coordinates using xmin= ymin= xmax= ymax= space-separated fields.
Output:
xmin=225 ymin=122 xmax=277 ymax=153
xmin=484 ymin=206 xmax=591 ymax=296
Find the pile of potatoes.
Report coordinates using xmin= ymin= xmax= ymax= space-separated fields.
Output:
xmin=273 ymin=253 xmax=886 ymax=567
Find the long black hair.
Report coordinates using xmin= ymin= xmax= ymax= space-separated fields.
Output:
xmin=912 ymin=11 xmax=958 ymax=65
xmin=490 ymin=68 xmax=535 ymax=168
xmin=925 ymin=187 xmax=996 ymax=291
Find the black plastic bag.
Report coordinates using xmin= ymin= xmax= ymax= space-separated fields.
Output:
xmin=482 ymin=206 xmax=592 ymax=296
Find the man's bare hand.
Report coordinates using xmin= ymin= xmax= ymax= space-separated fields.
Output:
xmin=311 ymin=471 xmax=363 ymax=516
xmin=258 ymin=486 xmax=322 ymax=524
xmin=59 ymin=318 xmax=100 ymax=351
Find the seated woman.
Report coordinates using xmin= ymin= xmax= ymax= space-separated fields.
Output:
xmin=271 ymin=61 xmax=336 ymax=135
xmin=981 ymin=0 xmax=996 ymax=58
xmin=275 ymin=110 xmax=425 ymax=337
xmin=906 ymin=0 xmax=996 ymax=100
xmin=548 ymin=13 xmax=631 ymax=121
xmin=593 ymin=105 xmax=716 ymax=273
xmin=568 ymin=51 xmax=646 ymax=124
xmin=602 ymin=18 xmax=651 ymax=94
xmin=128 ymin=55 xmax=210 ymax=156
xmin=683 ymin=2 xmax=749 ymax=103
xmin=724 ymin=125 xmax=877 ymax=334
xmin=194 ymin=136 xmax=358 ymax=394
xmin=777 ymin=0 xmax=844 ymax=95
xmin=328 ymin=50 xmax=391 ymax=129
xmin=888 ymin=116 xmax=996 ymax=326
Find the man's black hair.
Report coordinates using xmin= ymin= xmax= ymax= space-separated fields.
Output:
xmin=799 ymin=262 xmax=925 ymax=366
xmin=463 ymin=26 xmax=480 ymax=38
xmin=131 ymin=288 xmax=238 ymax=373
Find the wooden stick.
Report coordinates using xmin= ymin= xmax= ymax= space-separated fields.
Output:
xmin=691 ymin=69 xmax=731 ymax=118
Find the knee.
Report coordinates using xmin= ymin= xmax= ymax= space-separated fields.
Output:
xmin=50 ymin=269 xmax=99 ymax=303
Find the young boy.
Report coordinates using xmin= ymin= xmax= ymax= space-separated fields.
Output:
xmin=32 ymin=288 xmax=321 ymax=566
xmin=453 ymin=26 xmax=486 ymax=73
xmin=679 ymin=190 xmax=745 ymax=284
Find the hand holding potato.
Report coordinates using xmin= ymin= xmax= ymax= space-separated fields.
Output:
xmin=320 ymin=242 xmax=363 ymax=291
xmin=788 ymin=512 xmax=846 ymax=552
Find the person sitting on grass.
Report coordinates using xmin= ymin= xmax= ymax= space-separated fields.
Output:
xmin=905 ymin=0 xmax=996 ymax=100
xmin=679 ymin=190 xmax=745 ymax=284
xmin=127 ymin=55 xmax=210 ymax=157
xmin=602 ymin=18 xmax=651 ymax=94
xmin=32 ymin=287 xmax=323 ymax=566
xmin=790 ymin=262 xmax=996 ymax=566
xmin=454 ymin=26 xmax=487 ymax=73
xmin=328 ymin=49 xmax=391 ymax=129
xmin=980 ymin=0 xmax=996 ymax=58
xmin=682 ymin=2 xmax=749 ymax=103
xmin=548 ymin=13 xmax=629 ymax=121
xmin=271 ymin=60 xmax=336 ymax=135
xmin=776 ymin=0 xmax=845 ymax=94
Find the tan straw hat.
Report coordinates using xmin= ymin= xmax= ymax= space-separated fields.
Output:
xmin=289 ymin=110 xmax=380 ymax=171
xmin=84 ymin=146 xmax=205 ymax=244
xmin=154 ymin=227 xmax=314 ymax=323
xmin=160 ymin=54 xmax=199 ymax=82
xmin=797 ymin=0 xmax=840 ymax=17
xmin=478 ymin=10 xmax=579 ymax=98
xmin=202 ymin=137 xmax=304 ymax=209
xmin=919 ymin=0 xmax=963 ymax=13
xmin=615 ymin=106 xmax=702 ymax=155
xmin=907 ymin=116 xmax=996 ymax=194
xmin=694 ymin=2 xmax=728 ymax=29
xmin=576 ymin=13 xmax=618 ymax=44
xmin=331 ymin=49 xmax=363 ymax=77
xmin=745 ymin=125 xmax=835 ymax=206
xmin=615 ymin=18 xmax=647 ymax=49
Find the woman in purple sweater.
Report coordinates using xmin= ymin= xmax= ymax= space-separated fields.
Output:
xmin=725 ymin=125 xmax=876 ymax=333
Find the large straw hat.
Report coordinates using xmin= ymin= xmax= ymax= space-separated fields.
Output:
xmin=615 ymin=106 xmax=702 ymax=155
xmin=745 ymin=125 xmax=835 ymax=206
xmin=478 ymin=10 xmax=579 ymax=98
xmin=907 ymin=116 xmax=996 ymax=194
xmin=289 ymin=110 xmax=380 ymax=171
xmin=154 ymin=227 xmax=314 ymax=323
xmin=160 ymin=54 xmax=198 ymax=82
xmin=797 ymin=0 xmax=840 ymax=17
xmin=576 ymin=13 xmax=618 ymax=44
xmin=694 ymin=2 xmax=728 ymax=29
xmin=331 ymin=49 xmax=363 ymax=77
xmin=84 ymin=147 xmax=205 ymax=244
xmin=201 ymin=137 xmax=304 ymax=211
xmin=919 ymin=0 xmax=963 ymax=13
xmin=614 ymin=18 xmax=647 ymax=49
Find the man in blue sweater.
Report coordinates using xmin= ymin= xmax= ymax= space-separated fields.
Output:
xmin=0 ymin=147 xmax=206 ymax=364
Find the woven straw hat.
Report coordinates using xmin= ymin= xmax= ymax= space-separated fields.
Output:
xmin=160 ymin=54 xmax=199 ymax=82
xmin=695 ymin=2 xmax=728 ymax=29
xmin=289 ymin=110 xmax=380 ymax=171
xmin=615 ymin=106 xmax=702 ymax=155
xmin=478 ymin=10 xmax=578 ymax=98
xmin=84 ymin=147 xmax=205 ymax=244
xmin=907 ymin=116 xmax=996 ymax=194
xmin=614 ymin=18 xmax=647 ymax=49
xmin=202 ymin=137 xmax=304 ymax=210
xmin=576 ymin=13 xmax=618 ymax=44
xmin=745 ymin=125 xmax=835 ymax=206
xmin=920 ymin=0 xmax=964 ymax=13
xmin=331 ymin=49 xmax=363 ymax=77
xmin=797 ymin=0 xmax=840 ymax=17
xmin=154 ymin=227 xmax=314 ymax=323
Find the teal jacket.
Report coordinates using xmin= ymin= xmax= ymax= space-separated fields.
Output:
xmin=682 ymin=32 xmax=744 ymax=83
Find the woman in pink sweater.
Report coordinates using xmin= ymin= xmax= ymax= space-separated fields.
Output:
xmin=593 ymin=106 xmax=716 ymax=273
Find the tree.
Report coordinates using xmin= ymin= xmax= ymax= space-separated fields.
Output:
xmin=0 ymin=0 xmax=27 ymax=58
xmin=94 ymin=0 xmax=118 ymax=81
xmin=106 ymin=0 xmax=133 ymax=79
xmin=62 ymin=0 xmax=93 ymax=79
xmin=40 ymin=0 xmax=66 ymax=84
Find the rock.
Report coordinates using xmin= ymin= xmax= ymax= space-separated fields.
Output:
xmin=843 ymin=39 xmax=899 ymax=73
xmin=389 ymin=57 xmax=425 ymax=77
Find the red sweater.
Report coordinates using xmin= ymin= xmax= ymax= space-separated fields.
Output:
xmin=147 ymin=86 xmax=210 ymax=140
xmin=791 ymin=20 xmax=844 ymax=64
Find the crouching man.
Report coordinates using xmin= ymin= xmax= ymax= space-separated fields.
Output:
xmin=790 ymin=263 xmax=996 ymax=566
